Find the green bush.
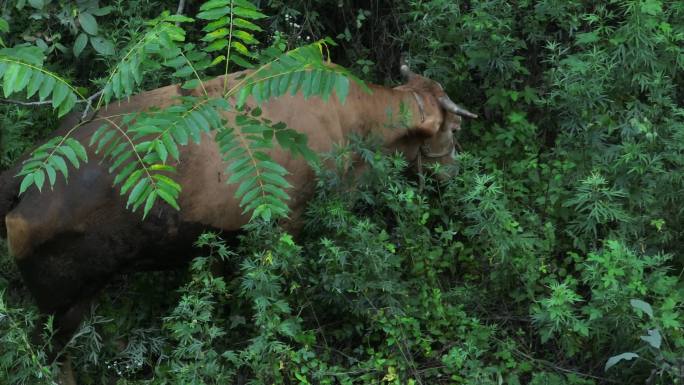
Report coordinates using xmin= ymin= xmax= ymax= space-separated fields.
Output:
xmin=1 ymin=0 xmax=683 ymax=384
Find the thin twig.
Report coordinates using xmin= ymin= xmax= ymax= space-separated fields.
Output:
xmin=175 ymin=0 xmax=186 ymax=26
xmin=80 ymin=89 xmax=104 ymax=121
xmin=0 ymin=98 xmax=52 ymax=106
xmin=0 ymin=88 xmax=104 ymax=121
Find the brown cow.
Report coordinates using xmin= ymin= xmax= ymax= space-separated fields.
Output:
xmin=1 ymin=65 xmax=475 ymax=356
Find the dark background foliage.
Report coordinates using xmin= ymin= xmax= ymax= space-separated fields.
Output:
xmin=1 ymin=0 xmax=683 ymax=384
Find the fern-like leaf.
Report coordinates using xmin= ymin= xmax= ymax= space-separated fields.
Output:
xmin=0 ymin=46 xmax=83 ymax=117
xmin=96 ymin=13 xmax=193 ymax=108
xmin=16 ymin=136 xmax=88 ymax=194
xmin=198 ymin=0 xmax=266 ymax=73
xmin=229 ymin=41 xmax=365 ymax=109
xmin=216 ymin=108 xmax=293 ymax=221
xmin=90 ymin=98 xmax=229 ymax=218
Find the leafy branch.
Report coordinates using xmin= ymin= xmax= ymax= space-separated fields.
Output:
xmin=0 ymin=46 xmax=84 ymax=117
xmin=95 ymin=13 xmax=193 ymax=108
xmin=13 ymin=1 xmax=363 ymax=223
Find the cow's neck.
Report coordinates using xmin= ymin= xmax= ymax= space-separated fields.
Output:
xmin=342 ymin=84 xmax=424 ymax=139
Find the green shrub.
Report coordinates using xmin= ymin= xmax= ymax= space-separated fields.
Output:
xmin=1 ymin=0 xmax=683 ymax=384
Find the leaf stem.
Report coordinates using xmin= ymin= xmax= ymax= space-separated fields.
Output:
xmin=222 ymin=0 xmax=235 ymax=94
xmin=101 ymin=117 xmax=159 ymax=192
xmin=178 ymin=50 xmax=208 ymax=97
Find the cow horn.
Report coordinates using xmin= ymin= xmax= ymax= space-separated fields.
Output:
xmin=438 ymin=96 xmax=478 ymax=118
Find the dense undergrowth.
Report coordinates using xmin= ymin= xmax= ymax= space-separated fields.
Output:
xmin=1 ymin=0 xmax=684 ymax=384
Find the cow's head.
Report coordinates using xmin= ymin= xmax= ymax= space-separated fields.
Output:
xmin=392 ymin=60 xmax=477 ymax=176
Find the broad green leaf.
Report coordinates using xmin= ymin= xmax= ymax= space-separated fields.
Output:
xmin=78 ymin=12 xmax=98 ymax=35
xmin=153 ymin=174 xmax=181 ymax=191
xmin=19 ymin=173 xmax=34 ymax=194
xmin=302 ymin=70 xmax=314 ymax=99
xmin=162 ymin=133 xmax=180 ymax=161
xmin=319 ymin=71 xmax=331 ymax=101
xmin=114 ymin=162 xmax=137 ymax=186
xmin=127 ymin=178 xmax=148 ymax=208
xmin=233 ymin=0 xmax=258 ymax=10
xmin=111 ymin=72 xmax=122 ymax=98
xmin=163 ymin=14 xmax=194 ymax=23
xmin=26 ymin=70 xmax=44 ymax=97
xmin=197 ymin=7 xmax=230 ymax=20
xmin=199 ymin=0 xmax=230 ymax=10
xmin=143 ymin=191 xmax=157 ymax=219
xmin=109 ymin=152 xmax=133 ymax=173
xmin=230 ymin=53 xmax=253 ymax=68
xmin=233 ymin=30 xmax=259 ymax=45
xmin=231 ymin=41 xmax=250 ymax=56
xmin=96 ymin=129 xmax=116 ymax=153
xmin=58 ymin=93 xmax=77 ymax=117
xmin=131 ymin=184 xmax=152 ymax=212
xmin=66 ymin=138 xmax=88 ymax=162
xmin=131 ymin=57 xmax=142 ymax=84
xmin=91 ymin=6 xmax=114 ymax=16
xmin=14 ymin=65 xmax=31 ymax=93
xmin=89 ymin=124 xmax=110 ymax=146
xmin=288 ymin=70 xmax=303 ymax=96
xmin=227 ymin=162 xmax=255 ymax=184
xmin=155 ymin=140 xmax=168 ymax=164
xmin=630 ymin=299 xmax=653 ymax=318
xmin=120 ymin=61 xmax=133 ymax=95
xmin=38 ymin=74 xmax=55 ymax=101
xmin=51 ymin=155 xmax=68 ymax=179
xmin=311 ymin=70 xmax=322 ymax=96
xmin=205 ymin=39 xmax=228 ymax=53
xmin=202 ymin=27 xmax=230 ymax=42
xmin=605 ymin=352 xmax=638 ymax=372
xmin=263 ymin=183 xmax=289 ymax=201
xmin=239 ymin=187 xmax=261 ymax=208
xmin=233 ymin=18 xmax=262 ymax=31
xmin=3 ymin=64 xmax=19 ymax=97
xmin=261 ymin=171 xmax=291 ymax=188
xmin=235 ymin=177 xmax=257 ymax=198
xmin=278 ymin=72 xmax=290 ymax=96
xmin=334 ymin=74 xmax=349 ymax=104
xmin=237 ymin=85 xmax=251 ymax=108
xmin=44 ymin=164 xmax=56 ymax=187
xmin=157 ymin=188 xmax=180 ymax=210
xmin=173 ymin=66 xmax=193 ymax=78
xmin=58 ymin=145 xmax=79 ymax=167
xmin=640 ymin=329 xmax=662 ymax=349
xmin=234 ymin=7 xmax=267 ymax=19
xmin=182 ymin=79 xmax=200 ymax=90
xmin=33 ymin=169 xmax=45 ymax=192
xmin=51 ymin=82 xmax=69 ymax=109
xmin=189 ymin=110 xmax=211 ymax=132
xmin=164 ymin=55 xmax=186 ymax=69
xmin=134 ymin=140 xmax=153 ymax=153
xmin=90 ymin=36 xmax=115 ymax=56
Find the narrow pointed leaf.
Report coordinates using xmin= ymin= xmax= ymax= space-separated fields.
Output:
xmin=143 ymin=191 xmax=157 ymax=219
xmin=19 ymin=173 xmax=35 ymax=194
xmin=127 ymin=178 xmax=148 ymax=208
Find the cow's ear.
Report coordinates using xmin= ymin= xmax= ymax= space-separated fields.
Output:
xmin=412 ymin=92 xmax=443 ymax=137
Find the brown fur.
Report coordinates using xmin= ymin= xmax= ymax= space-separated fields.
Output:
xmin=2 ymin=69 xmax=467 ymax=349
